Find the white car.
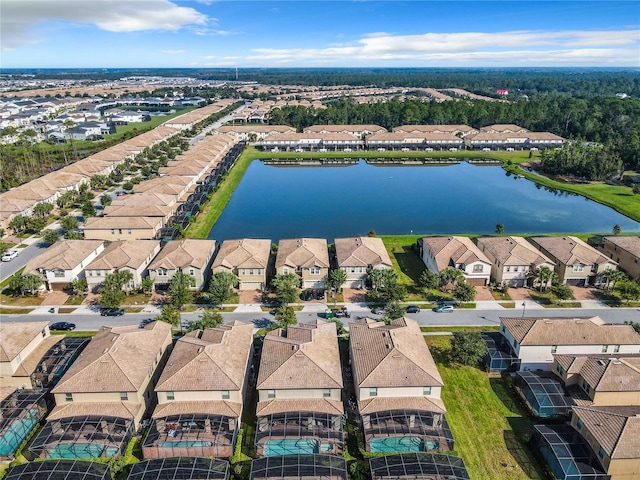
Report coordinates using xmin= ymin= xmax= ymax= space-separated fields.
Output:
xmin=1 ymin=250 xmax=19 ymax=262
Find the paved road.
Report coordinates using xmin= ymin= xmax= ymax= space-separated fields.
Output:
xmin=0 ymin=241 xmax=50 ymax=281
xmin=3 ymin=307 xmax=638 ymax=332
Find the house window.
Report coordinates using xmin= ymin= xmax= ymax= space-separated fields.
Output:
xmin=42 ymin=329 xmax=46 ymax=338
xmin=267 ymin=390 xmax=276 ymax=399
xmin=111 ymin=229 xmax=115 ymax=235
xmin=423 ymin=386 xmax=432 ymax=396
xmin=189 ymin=269 xmax=195 ymax=276
xmin=118 ymin=229 xmax=122 ymax=235
xmin=65 ymin=393 xmax=73 ymax=402
xmin=54 ymin=269 xmax=65 ymax=278
xmin=323 ymin=388 xmax=331 ymax=398
xmin=166 ymin=391 xmax=175 ymax=401
xmin=598 ymin=447 xmax=605 ymax=460
xmin=310 ymin=267 xmax=320 ymax=275
xmin=369 ymin=388 xmax=378 ymax=397
xmin=158 ymin=268 xmax=167 ymax=276
xmin=222 ymin=390 xmax=230 ymax=400
xmin=576 ymin=418 xmax=584 ymax=430
xmin=249 ymin=269 xmax=254 ymax=275
xmin=120 ymin=392 xmax=128 ymax=401
xmin=351 ymin=267 xmax=356 ymax=273
xmin=573 ymin=264 xmax=584 ymax=272
xmin=602 ymin=345 xmax=608 ymax=353
xmin=127 ymin=229 xmax=131 ymax=235
xmin=283 ymin=267 xmax=289 ymax=274
xmin=614 ymin=345 xmax=620 ymax=353
xmin=551 ymin=345 xmax=558 ymax=353
xmin=582 ymin=380 xmax=591 ymax=394
xmin=506 ymin=267 xmax=511 ymax=272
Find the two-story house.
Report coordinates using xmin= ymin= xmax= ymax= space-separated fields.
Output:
xmin=145 ymin=321 xmax=254 ymax=459
xmin=23 ymin=240 xmax=104 ymax=291
xmin=84 ymin=240 xmax=161 ymax=292
xmin=334 ymin=236 xmax=392 ymax=289
xmin=275 ymin=238 xmax=329 ymax=290
xmin=255 ymin=320 xmax=344 ymax=457
xmin=349 ymin=317 xmax=453 ymax=453
xmin=31 ymin=322 xmax=172 ymax=459
xmin=529 ymin=236 xmax=618 ymax=286
xmin=476 ymin=236 xmax=555 ymax=287
xmin=148 ymin=239 xmax=217 ymax=291
xmin=212 ymin=239 xmax=272 ymax=291
xmin=500 ymin=316 xmax=640 ymax=371
xmin=418 ymin=236 xmax=491 ymax=286
xmin=596 ymin=236 xmax=640 ymax=280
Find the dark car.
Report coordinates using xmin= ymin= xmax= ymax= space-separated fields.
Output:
xmin=372 ymin=307 xmax=385 ymax=315
xmin=331 ymin=307 xmax=351 ymax=318
xmin=433 ymin=304 xmax=454 ymax=313
xmin=139 ymin=318 xmax=155 ymax=328
xmin=50 ymin=322 xmax=76 ymax=331
xmin=405 ymin=305 xmax=421 ymax=313
xmin=101 ymin=307 xmax=124 ymax=316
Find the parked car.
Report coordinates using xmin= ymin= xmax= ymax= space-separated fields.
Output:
xmin=101 ymin=307 xmax=124 ymax=316
xmin=1 ymin=250 xmax=18 ymax=262
xmin=331 ymin=307 xmax=351 ymax=318
xmin=50 ymin=322 xmax=76 ymax=331
xmin=433 ymin=304 xmax=454 ymax=313
xmin=372 ymin=307 xmax=385 ymax=315
xmin=139 ymin=318 xmax=155 ymax=328
xmin=405 ymin=305 xmax=421 ymax=313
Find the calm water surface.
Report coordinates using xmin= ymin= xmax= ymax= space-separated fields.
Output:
xmin=207 ymin=160 xmax=640 ymax=242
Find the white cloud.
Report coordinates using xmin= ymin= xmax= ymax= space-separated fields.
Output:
xmin=246 ymin=29 xmax=640 ymax=66
xmin=1 ymin=0 xmax=208 ymax=51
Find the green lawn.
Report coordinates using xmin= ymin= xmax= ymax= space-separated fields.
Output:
xmin=379 ymin=235 xmax=425 ymax=296
xmin=426 ymin=336 xmax=550 ymax=480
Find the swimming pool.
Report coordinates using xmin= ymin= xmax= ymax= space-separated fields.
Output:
xmin=0 ymin=414 xmax=38 ymax=456
xmin=264 ymin=439 xmax=318 ymax=456
xmin=46 ymin=443 xmax=119 ymax=458
xmin=160 ymin=440 xmax=213 ymax=448
xmin=370 ymin=436 xmax=425 ymax=453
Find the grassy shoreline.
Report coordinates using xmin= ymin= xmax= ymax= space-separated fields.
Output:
xmin=185 ymin=146 xmax=640 ymax=239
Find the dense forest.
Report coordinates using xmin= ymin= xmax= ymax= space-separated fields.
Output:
xmin=267 ymin=95 xmax=640 ymax=172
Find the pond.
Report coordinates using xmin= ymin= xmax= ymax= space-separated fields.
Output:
xmin=207 ymin=159 xmax=640 ymax=242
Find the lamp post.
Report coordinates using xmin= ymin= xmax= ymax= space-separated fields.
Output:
xmin=521 ymin=301 xmax=526 ymax=318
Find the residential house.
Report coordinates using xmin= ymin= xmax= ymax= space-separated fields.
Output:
xmin=596 ymin=236 xmax=640 ymax=280
xmin=216 ymin=125 xmax=296 ymax=141
xmin=0 ymin=322 xmax=56 ymax=388
xmin=275 ymin=238 xmax=329 ymax=290
xmin=255 ymin=320 xmax=344 ymax=456
xmin=392 ymin=124 xmax=478 ymax=137
xmin=476 ymin=236 xmax=555 ymax=287
xmin=84 ymin=240 xmax=161 ymax=292
xmin=83 ymin=216 xmax=164 ymax=241
xmin=145 ymin=321 xmax=254 ymax=458
xmin=334 ymin=236 xmax=392 ymax=289
xmin=529 ymin=236 xmax=618 ymax=286
xmin=147 ymin=239 xmax=217 ymax=291
xmin=500 ymin=316 xmax=640 ymax=371
xmin=23 ymin=240 xmax=104 ymax=291
xmin=418 ymin=236 xmax=492 ymax=286
xmin=212 ymin=239 xmax=272 ymax=291
xmin=349 ymin=317 xmax=452 ymax=453
xmin=303 ymin=124 xmax=386 ymax=139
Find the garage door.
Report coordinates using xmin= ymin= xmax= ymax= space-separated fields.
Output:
xmin=304 ymin=280 xmax=325 ymax=289
xmin=240 ymin=281 xmax=263 ymax=290
xmin=566 ymin=278 xmax=586 ymax=286
xmin=467 ymin=277 xmax=487 ymax=286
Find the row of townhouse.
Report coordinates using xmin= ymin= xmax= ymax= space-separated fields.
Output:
xmin=22 ymin=235 xmax=392 ymax=295
xmin=2 ymin=317 xmax=469 ymax=479
xmin=248 ymin=123 xmax=564 ymax=152
xmin=0 ymin=100 xmax=237 ymax=232
xmin=489 ymin=317 xmax=640 ymax=480
xmin=418 ymin=235 xmax=625 ymax=288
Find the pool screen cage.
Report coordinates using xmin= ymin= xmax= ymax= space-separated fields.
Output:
xmin=515 ymin=371 xmax=576 ymax=419
xmin=142 ymin=413 xmax=238 ymax=458
xmin=4 ymin=459 xmax=110 ymax=480
xmin=362 ymin=410 xmax=454 ymax=452
xmin=0 ymin=388 xmax=47 ymax=458
xmin=250 ymin=454 xmax=347 ymax=480
xmin=255 ymin=411 xmax=344 ymax=455
xmin=31 ymin=337 xmax=90 ymax=389
xmin=127 ymin=457 xmax=229 ymax=480
xmin=482 ymin=332 xmax=520 ymax=373
xmin=369 ymin=453 xmax=471 ymax=480
xmin=532 ymin=424 xmax=610 ymax=480
xmin=29 ymin=415 xmax=134 ymax=459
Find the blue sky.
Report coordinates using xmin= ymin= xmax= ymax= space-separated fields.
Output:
xmin=2 ymin=1 xmax=639 ymax=68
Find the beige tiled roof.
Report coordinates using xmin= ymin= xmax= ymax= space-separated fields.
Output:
xmin=111 ymin=192 xmax=178 ymax=207
xmin=572 ymin=406 xmax=640 ymax=459
xmin=155 ymin=321 xmax=253 ymax=392
xmin=526 ymin=131 xmax=565 ymax=141
xmin=256 ymin=398 xmax=344 ymax=416
xmin=466 ymin=132 xmax=529 ymax=141
xmin=217 ymin=125 xmax=295 ymax=134
xmin=393 ymin=124 xmax=476 ymax=134
xmin=501 ymin=316 xmax=640 ymax=346
xmin=573 ymin=356 xmax=640 ymax=392
xmin=476 ymin=236 xmax=555 ymax=267
xmin=480 ymin=124 xmax=529 ymax=133
xmin=13 ymin=335 xmax=65 ymax=378
xmin=86 ymin=240 xmax=160 ymax=271
xmin=48 ymin=401 xmax=142 ymax=420
xmin=603 ymin=236 xmax=640 ymax=257
xmin=334 ymin=236 xmax=392 ymax=269
xmin=0 ymin=321 xmax=49 ymax=362
xmin=367 ymin=131 xmax=462 ymax=142
xmin=23 ymin=240 xmax=103 ymax=275
xmin=530 ymin=236 xmax=615 ymax=267
xmin=257 ymin=320 xmax=343 ymax=390
xmin=0 ymin=386 xmax=18 ymax=402
xmin=275 ymin=238 xmax=329 ymax=270
xmin=102 ymin=204 xmax=175 ymax=218
xmin=421 ymin=236 xmax=491 ymax=271
xmin=83 ymin=216 xmax=162 ymax=230
xmin=148 ymin=239 xmax=217 ymax=270
xmin=350 ymin=317 xmax=443 ymax=389
xmin=152 ymin=400 xmax=242 ymax=419
xmin=359 ymin=395 xmax=446 ymax=415
xmin=52 ymin=322 xmax=172 ymax=394
xmin=132 ymin=175 xmax=191 ymax=195
xmin=212 ymin=238 xmax=271 ymax=270
xmin=303 ymin=124 xmax=386 ymax=133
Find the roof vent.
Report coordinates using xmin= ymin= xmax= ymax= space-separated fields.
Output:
xmin=545 ymin=321 xmax=552 ymax=324
xmin=103 ymin=348 xmax=109 ymax=354
xmin=597 ymin=360 xmax=607 ymax=366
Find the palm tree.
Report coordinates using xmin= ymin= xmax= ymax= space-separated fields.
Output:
xmin=534 ymin=266 xmax=554 ymax=292
xmin=439 ymin=268 xmax=465 ymax=291
xmin=602 ymin=269 xmax=627 ymax=290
